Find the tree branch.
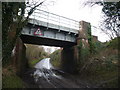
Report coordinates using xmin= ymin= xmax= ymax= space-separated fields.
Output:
xmin=26 ymin=0 xmax=46 ymax=20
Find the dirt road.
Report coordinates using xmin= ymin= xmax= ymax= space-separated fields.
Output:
xmin=22 ymin=68 xmax=93 ymax=88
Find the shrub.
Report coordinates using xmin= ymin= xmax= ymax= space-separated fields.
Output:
xmin=25 ymin=44 xmax=49 ymax=67
xmin=49 ymin=49 xmax=61 ymax=68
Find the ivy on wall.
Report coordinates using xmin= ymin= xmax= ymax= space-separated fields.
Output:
xmin=77 ymin=23 xmax=96 ymax=68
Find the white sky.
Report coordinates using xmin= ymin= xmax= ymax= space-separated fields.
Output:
xmin=34 ymin=0 xmax=111 ymax=53
xmin=40 ymin=0 xmax=110 ymax=42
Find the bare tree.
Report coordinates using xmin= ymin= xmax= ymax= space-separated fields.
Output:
xmin=82 ymin=0 xmax=120 ymax=39
xmin=2 ymin=0 xmax=55 ymax=66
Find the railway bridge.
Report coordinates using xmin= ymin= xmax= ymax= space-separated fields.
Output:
xmin=20 ymin=9 xmax=91 ymax=73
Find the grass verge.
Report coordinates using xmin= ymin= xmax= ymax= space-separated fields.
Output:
xmin=2 ymin=65 xmax=25 ymax=88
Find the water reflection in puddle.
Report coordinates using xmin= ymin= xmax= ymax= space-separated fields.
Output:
xmin=33 ymin=58 xmax=62 ymax=82
xmin=34 ymin=58 xmax=54 ymax=69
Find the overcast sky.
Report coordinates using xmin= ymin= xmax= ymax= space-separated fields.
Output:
xmin=35 ymin=0 xmax=111 ymax=53
xmin=39 ymin=0 xmax=111 ymax=42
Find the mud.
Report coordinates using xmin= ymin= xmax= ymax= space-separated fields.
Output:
xmin=22 ymin=68 xmax=94 ymax=88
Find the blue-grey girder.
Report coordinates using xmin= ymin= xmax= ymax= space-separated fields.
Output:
xmin=21 ymin=19 xmax=79 ymax=43
xmin=21 ymin=9 xmax=80 ymax=46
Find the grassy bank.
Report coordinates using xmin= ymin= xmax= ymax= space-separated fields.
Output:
xmin=78 ymin=38 xmax=119 ymax=88
xmin=26 ymin=44 xmax=49 ymax=68
xmin=2 ymin=65 xmax=25 ymax=88
xmin=49 ymin=49 xmax=61 ymax=68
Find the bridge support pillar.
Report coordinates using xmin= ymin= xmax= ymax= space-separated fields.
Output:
xmin=61 ymin=46 xmax=78 ymax=74
xmin=12 ymin=37 xmax=29 ymax=76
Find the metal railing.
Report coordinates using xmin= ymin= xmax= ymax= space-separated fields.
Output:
xmin=26 ymin=9 xmax=79 ymax=30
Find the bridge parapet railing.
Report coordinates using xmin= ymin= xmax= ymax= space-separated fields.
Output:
xmin=25 ymin=9 xmax=80 ymax=31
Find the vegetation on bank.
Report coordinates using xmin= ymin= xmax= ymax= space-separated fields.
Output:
xmin=2 ymin=65 xmax=24 ymax=88
xmin=88 ymin=41 xmax=117 ymax=87
xmin=49 ymin=49 xmax=61 ymax=68
xmin=25 ymin=44 xmax=49 ymax=67
xmin=85 ymin=37 xmax=118 ymax=87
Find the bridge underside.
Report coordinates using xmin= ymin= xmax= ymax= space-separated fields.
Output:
xmin=20 ymin=34 xmax=77 ymax=47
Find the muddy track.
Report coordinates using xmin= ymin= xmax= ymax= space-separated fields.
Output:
xmin=22 ymin=68 xmax=92 ymax=88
